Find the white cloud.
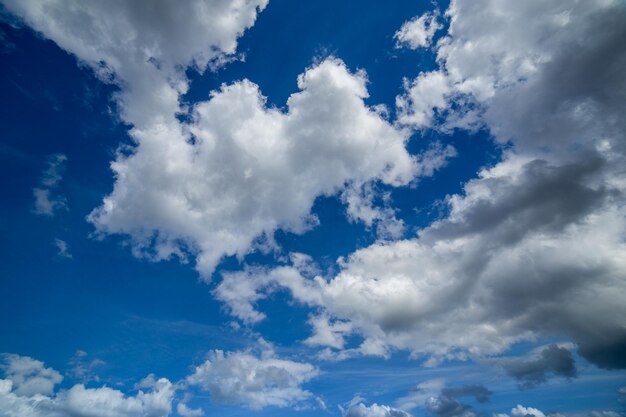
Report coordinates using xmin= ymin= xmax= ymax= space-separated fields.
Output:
xmin=510 ymin=405 xmax=547 ymax=417
xmin=32 ymin=154 xmax=67 ymax=216
xmin=54 ymin=239 xmax=72 ymax=259
xmin=1 ymin=354 xmax=63 ymax=397
xmin=0 ymin=354 xmax=174 ymax=417
xmin=394 ymin=11 xmax=441 ymax=49
xmin=213 ymin=0 xmax=626 ymax=369
xmin=186 ymin=344 xmax=319 ymax=410
xmin=3 ymin=1 xmax=442 ymax=277
xmin=344 ymin=403 xmax=413 ymax=417
xmin=88 ymin=57 xmax=425 ymax=276
xmin=176 ymin=402 xmax=204 ymax=417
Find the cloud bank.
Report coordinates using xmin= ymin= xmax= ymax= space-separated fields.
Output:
xmin=216 ymin=0 xmax=626 ymax=368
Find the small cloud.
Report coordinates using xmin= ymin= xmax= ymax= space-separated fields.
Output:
xmin=54 ymin=238 xmax=72 ymax=259
xmin=394 ymin=11 xmax=442 ymax=50
xmin=343 ymin=402 xmax=413 ymax=417
xmin=177 ymin=402 xmax=204 ymax=417
xmin=68 ymin=350 xmax=105 ymax=383
xmin=186 ymin=342 xmax=319 ymax=410
xmin=502 ymin=345 xmax=577 ymax=389
xmin=32 ymin=153 xmax=68 ymax=217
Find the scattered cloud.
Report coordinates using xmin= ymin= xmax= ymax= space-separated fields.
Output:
xmin=0 ymin=354 xmax=174 ymax=417
xmin=67 ymin=351 xmax=105 ymax=383
xmin=32 ymin=153 xmax=67 ymax=216
xmin=186 ymin=342 xmax=319 ymax=410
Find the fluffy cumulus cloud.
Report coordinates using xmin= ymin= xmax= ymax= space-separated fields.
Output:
xmin=186 ymin=344 xmax=319 ymax=410
xmin=394 ymin=11 xmax=441 ymax=49
xmin=1 ymin=354 xmax=63 ymax=397
xmin=91 ymin=58 xmax=425 ymax=275
xmin=0 ymin=354 xmax=174 ymax=417
xmin=1 ymin=0 xmax=453 ymax=277
xmin=215 ymin=0 xmax=626 ymax=368
xmin=32 ymin=153 xmax=67 ymax=216
xmin=343 ymin=403 xmax=412 ymax=417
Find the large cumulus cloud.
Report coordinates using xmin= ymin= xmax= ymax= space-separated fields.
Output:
xmin=216 ymin=0 xmax=626 ymax=368
xmin=1 ymin=0 xmax=457 ymax=277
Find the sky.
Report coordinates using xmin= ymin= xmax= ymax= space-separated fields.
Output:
xmin=0 ymin=1 xmax=625 ymax=416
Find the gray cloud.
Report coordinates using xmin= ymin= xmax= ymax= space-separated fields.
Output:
xmin=441 ymin=385 xmax=491 ymax=404
xmin=502 ymin=345 xmax=577 ymax=389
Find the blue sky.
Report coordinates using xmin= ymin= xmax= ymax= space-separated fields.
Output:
xmin=1 ymin=1 xmax=625 ymax=417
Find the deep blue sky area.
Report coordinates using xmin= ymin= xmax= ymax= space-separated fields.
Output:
xmin=0 ymin=1 xmax=625 ymax=417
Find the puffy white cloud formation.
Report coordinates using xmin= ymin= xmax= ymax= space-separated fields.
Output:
xmin=394 ymin=11 xmax=441 ymax=49
xmin=1 ymin=354 xmax=63 ymax=397
xmin=91 ymin=58 xmax=425 ymax=275
xmin=0 ymin=355 xmax=174 ymax=417
xmin=186 ymin=345 xmax=319 ymax=410
xmin=32 ymin=154 xmax=67 ymax=216
xmin=2 ymin=0 xmax=451 ymax=277
xmin=344 ymin=403 xmax=413 ymax=417
xmin=176 ymin=402 xmax=204 ymax=417
xmin=216 ymin=0 xmax=626 ymax=368
xmin=510 ymin=405 xmax=547 ymax=417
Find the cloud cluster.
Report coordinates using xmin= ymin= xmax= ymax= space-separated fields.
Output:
xmin=0 ymin=355 xmax=174 ymax=417
xmin=215 ymin=0 xmax=626 ymax=368
xmin=186 ymin=344 xmax=319 ymax=410
xmin=1 ymin=0 xmax=454 ymax=277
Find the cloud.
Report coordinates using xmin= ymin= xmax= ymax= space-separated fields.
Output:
xmin=498 ymin=406 xmax=626 ymax=417
xmin=441 ymin=385 xmax=491 ymax=404
xmin=425 ymin=395 xmax=476 ymax=417
xmin=394 ymin=11 xmax=441 ymax=49
xmin=2 ymin=1 xmax=443 ymax=277
xmin=395 ymin=383 xmax=490 ymax=417
xmin=186 ymin=344 xmax=319 ymax=410
xmin=54 ymin=239 xmax=72 ymax=259
xmin=89 ymin=58 xmax=422 ymax=276
xmin=1 ymin=354 xmax=63 ymax=397
xmin=501 ymin=345 xmax=576 ymax=389
xmin=510 ymin=405 xmax=547 ymax=417
xmin=213 ymin=0 xmax=626 ymax=368
xmin=0 ymin=354 xmax=174 ymax=417
xmin=344 ymin=403 xmax=413 ymax=417
xmin=176 ymin=402 xmax=204 ymax=417
xmin=32 ymin=154 xmax=67 ymax=216
xmin=67 ymin=351 xmax=105 ymax=383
